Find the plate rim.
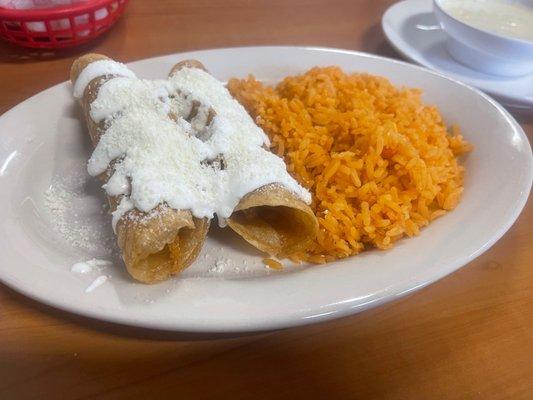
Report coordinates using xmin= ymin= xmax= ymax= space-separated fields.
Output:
xmin=0 ymin=45 xmax=531 ymax=332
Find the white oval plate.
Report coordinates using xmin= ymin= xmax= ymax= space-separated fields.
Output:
xmin=0 ymin=46 xmax=531 ymax=332
xmin=382 ymin=0 xmax=533 ymax=108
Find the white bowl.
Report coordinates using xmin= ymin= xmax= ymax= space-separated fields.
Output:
xmin=433 ymin=0 xmax=533 ymax=77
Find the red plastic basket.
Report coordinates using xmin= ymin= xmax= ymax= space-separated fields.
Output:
xmin=0 ymin=0 xmax=128 ymax=49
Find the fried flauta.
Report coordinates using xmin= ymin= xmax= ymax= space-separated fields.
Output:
xmin=169 ymin=60 xmax=318 ymax=257
xmin=71 ymin=54 xmax=209 ymax=284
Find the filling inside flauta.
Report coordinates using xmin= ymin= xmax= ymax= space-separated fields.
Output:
xmin=74 ymin=60 xmax=311 ymax=232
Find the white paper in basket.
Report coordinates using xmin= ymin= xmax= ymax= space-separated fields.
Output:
xmin=0 ymin=0 xmax=109 ymax=35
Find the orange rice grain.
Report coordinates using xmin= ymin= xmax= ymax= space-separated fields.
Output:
xmin=228 ymin=67 xmax=471 ymax=262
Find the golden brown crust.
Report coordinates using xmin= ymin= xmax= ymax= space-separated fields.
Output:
xmin=117 ymin=206 xmax=209 ymax=283
xmin=227 ymin=184 xmax=318 ymax=257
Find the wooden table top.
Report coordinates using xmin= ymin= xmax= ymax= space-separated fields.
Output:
xmin=0 ymin=1 xmax=531 ymax=398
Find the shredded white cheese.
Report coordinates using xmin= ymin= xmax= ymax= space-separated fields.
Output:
xmin=78 ymin=62 xmax=310 ymax=230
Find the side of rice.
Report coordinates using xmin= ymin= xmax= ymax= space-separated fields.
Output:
xmin=228 ymin=67 xmax=472 ymax=263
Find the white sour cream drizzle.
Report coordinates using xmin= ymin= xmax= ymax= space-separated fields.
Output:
xmin=75 ymin=60 xmax=311 ymax=231
xmin=71 ymin=258 xmax=112 ymax=274
xmin=73 ymin=59 xmax=136 ymax=98
xmin=85 ymin=275 xmax=108 ymax=293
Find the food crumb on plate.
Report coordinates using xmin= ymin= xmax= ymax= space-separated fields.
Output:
xmin=209 ymin=258 xmax=229 ymax=274
xmin=207 ymin=257 xmax=250 ymax=275
xmin=263 ymin=258 xmax=283 ymax=270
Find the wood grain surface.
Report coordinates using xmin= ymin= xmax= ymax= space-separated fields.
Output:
xmin=0 ymin=1 xmax=532 ymax=399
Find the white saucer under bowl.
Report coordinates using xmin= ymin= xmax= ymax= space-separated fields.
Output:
xmin=382 ymin=0 xmax=533 ymax=108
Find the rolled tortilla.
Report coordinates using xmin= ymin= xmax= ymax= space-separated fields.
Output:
xmin=227 ymin=183 xmax=318 ymax=257
xmin=169 ymin=60 xmax=318 ymax=257
xmin=71 ymin=53 xmax=209 ymax=284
